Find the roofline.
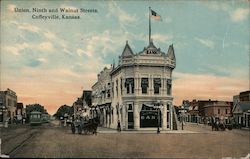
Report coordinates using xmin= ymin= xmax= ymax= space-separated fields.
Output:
xmin=110 ymin=63 xmax=175 ymax=75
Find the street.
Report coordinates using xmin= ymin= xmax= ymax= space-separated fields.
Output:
xmin=1 ymin=121 xmax=249 ymax=158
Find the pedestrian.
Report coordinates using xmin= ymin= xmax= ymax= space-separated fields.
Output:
xmin=22 ymin=118 xmax=26 ymax=124
xmin=117 ymin=120 xmax=121 ymax=132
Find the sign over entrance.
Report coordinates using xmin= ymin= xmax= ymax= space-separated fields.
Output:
xmin=140 ymin=104 xmax=161 ymax=128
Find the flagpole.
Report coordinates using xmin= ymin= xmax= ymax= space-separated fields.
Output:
xmin=149 ymin=7 xmax=151 ymax=45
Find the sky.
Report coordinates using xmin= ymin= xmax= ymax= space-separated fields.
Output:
xmin=0 ymin=0 xmax=249 ymax=115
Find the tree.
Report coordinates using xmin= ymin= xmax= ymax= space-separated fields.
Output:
xmin=54 ymin=105 xmax=73 ymax=119
xmin=25 ymin=103 xmax=47 ymax=122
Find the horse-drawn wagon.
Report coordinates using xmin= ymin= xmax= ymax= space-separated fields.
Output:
xmin=71 ymin=117 xmax=99 ymax=135
xmin=211 ymin=117 xmax=233 ymax=131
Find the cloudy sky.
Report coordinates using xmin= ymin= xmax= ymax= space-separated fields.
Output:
xmin=1 ymin=0 xmax=249 ymax=114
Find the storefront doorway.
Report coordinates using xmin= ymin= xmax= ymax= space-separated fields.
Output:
xmin=127 ymin=104 xmax=134 ymax=129
xmin=140 ymin=104 xmax=161 ymax=128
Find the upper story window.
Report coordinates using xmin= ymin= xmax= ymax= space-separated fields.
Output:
xmin=128 ymin=104 xmax=133 ymax=111
xmin=218 ymin=109 xmax=220 ymax=114
xmin=154 ymin=78 xmax=161 ymax=94
xmin=125 ymin=78 xmax=134 ymax=94
xmin=8 ymin=99 xmax=11 ymax=106
xmin=0 ymin=97 xmax=3 ymax=104
xmin=141 ymin=78 xmax=149 ymax=94
xmin=225 ymin=109 xmax=227 ymax=114
xmin=107 ymin=90 xmax=110 ymax=98
xmin=167 ymin=79 xmax=172 ymax=95
xmin=116 ymin=80 xmax=118 ymax=96
xmin=120 ymin=78 xmax=123 ymax=95
xmin=112 ymin=82 xmax=114 ymax=97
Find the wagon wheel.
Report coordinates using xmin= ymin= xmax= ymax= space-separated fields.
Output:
xmin=84 ymin=128 xmax=88 ymax=135
xmin=71 ymin=123 xmax=75 ymax=134
xmin=78 ymin=126 xmax=82 ymax=134
xmin=87 ymin=128 xmax=92 ymax=135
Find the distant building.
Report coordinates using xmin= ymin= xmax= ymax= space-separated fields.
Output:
xmin=204 ymin=101 xmax=232 ymax=123
xmin=187 ymin=99 xmax=215 ymax=123
xmin=187 ymin=100 xmax=200 ymax=123
xmin=73 ymin=97 xmax=83 ymax=116
xmin=182 ymin=100 xmax=190 ymax=110
xmin=81 ymin=90 xmax=92 ymax=107
xmin=73 ymin=90 xmax=92 ymax=119
xmin=91 ymin=40 xmax=177 ymax=130
xmin=186 ymin=99 xmax=233 ymax=123
xmin=16 ymin=103 xmax=25 ymax=122
xmin=232 ymin=90 xmax=250 ymax=128
xmin=239 ymin=91 xmax=250 ymax=102
xmin=0 ymin=88 xmax=17 ymax=124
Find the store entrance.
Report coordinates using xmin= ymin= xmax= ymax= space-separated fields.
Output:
xmin=140 ymin=104 xmax=161 ymax=128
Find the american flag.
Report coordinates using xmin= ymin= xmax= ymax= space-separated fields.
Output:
xmin=151 ymin=9 xmax=162 ymax=21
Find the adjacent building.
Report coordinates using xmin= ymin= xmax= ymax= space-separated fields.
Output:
xmin=91 ymin=67 xmax=112 ymax=127
xmin=232 ymin=90 xmax=250 ymax=128
xmin=92 ymin=40 xmax=177 ymax=130
xmin=0 ymin=88 xmax=17 ymax=124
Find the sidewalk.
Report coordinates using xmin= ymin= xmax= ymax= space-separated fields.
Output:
xmin=97 ymin=127 xmax=201 ymax=134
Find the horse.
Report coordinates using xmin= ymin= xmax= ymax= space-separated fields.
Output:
xmin=211 ymin=117 xmax=219 ymax=131
xmin=83 ymin=117 xmax=100 ymax=135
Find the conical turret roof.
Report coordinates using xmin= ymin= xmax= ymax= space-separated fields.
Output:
xmin=121 ymin=41 xmax=134 ymax=57
xmin=167 ymin=44 xmax=175 ymax=60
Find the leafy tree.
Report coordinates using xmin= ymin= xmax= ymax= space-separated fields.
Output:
xmin=25 ymin=103 xmax=47 ymax=122
xmin=54 ymin=105 xmax=73 ymax=119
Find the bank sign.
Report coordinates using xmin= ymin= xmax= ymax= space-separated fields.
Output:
xmin=140 ymin=111 xmax=161 ymax=128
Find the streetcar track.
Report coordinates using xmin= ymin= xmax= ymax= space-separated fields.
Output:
xmin=8 ymin=130 xmax=39 ymax=157
xmin=1 ymin=123 xmax=55 ymax=157
xmin=1 ymin=128 xmax=31 ymax=143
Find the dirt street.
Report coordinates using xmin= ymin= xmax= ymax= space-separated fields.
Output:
xmin=1 ymin=121 xmax=249 ymax=158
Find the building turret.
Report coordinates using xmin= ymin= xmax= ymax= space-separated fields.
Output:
xmin=167 ymin=44 xmax=176 ymax=61
xmin=121 ymin=40 xmax=134 ymax=58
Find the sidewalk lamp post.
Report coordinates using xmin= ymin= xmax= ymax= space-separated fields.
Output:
xmin=154 ymin=101 xmax=163 ymax=134
xmin=181 ymin=109 xmax=184 ymax=130
xmin=180 ymin=107 xmax=187 ymax=130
